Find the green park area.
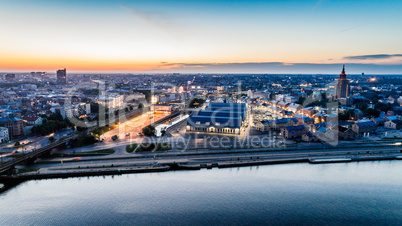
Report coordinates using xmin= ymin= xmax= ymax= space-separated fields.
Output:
xmin=126 ymin=143 xmax=172 ymax=153
xmin=50 ymin=149 xmax=115 ymax=157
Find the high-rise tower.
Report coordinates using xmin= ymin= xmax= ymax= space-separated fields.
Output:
xmin=334 ymin=64 xmax=350 ymax=99
xmin=57 ymin=68 xmax=67 ymax=85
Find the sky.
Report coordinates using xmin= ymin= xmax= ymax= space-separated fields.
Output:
xmin=1 ymin=0 xmax=402 ymax=74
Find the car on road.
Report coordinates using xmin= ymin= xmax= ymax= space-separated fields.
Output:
xmin=126 ymin=133 xmax=130 ymax=136
xmin=112 ymin=135 xmax=119 ymax=141
xmin=137 ymin=133 xmax=143 ymax=136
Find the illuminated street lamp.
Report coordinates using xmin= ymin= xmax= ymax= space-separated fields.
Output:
xmin=151 ymin=95 xmax=158 ymax=104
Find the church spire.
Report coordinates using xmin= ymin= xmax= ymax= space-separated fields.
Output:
xmin=340 ymin=64 xmax=346 ymax=80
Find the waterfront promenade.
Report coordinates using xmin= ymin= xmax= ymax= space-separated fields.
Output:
xmin=1 ymin=141 xmax=401 ymax=183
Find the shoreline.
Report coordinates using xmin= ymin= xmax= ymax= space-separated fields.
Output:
xmin=1 ymin=154 xmax=401 ymax=184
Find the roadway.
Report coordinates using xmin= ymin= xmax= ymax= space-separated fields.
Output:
xmin=0 ymin=131 xmax=84 ymax=174
xmin=28 ymin=143 xmax=402 ymax=174
xmin=0 ymin=129 xmax=73 ymax=162
xmin=101 ymin=111 xmax=169 ymax=142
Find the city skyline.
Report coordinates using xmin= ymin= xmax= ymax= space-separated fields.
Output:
xmin=1 ymin=0 xmax=402 ymax=73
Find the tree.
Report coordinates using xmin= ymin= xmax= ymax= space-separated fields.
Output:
xmin=138 ymin=103 xmax=144 ymax=109
xmin=339 ymin=109 xmax=354 ymax=121
xmin=375 ymin=102 xmax=392 ymax=113
xmin=69 ymin=134 xmax=97 ymax=147
xmin=90 ymin=102 xmax=100 ymax=114
xmin=161 ymin=128 xmax=167 ymax=136
xmin=320 ymin=92 xmax=327 ymax=101
xmin=137 ymin=90 xmax=152 ymax=102
xmin=358 ymin=102 xmax=368 ymax=111
xmin=364 ymin=108 xmax=380 ymax=118
xmin=189 ymin=98 xmax=205 ymax=108
xmin=31 ymin=118 xmax=70 ymax=136
xmin=142 ymin=125 xmax=156 ymax=137
xmin=296 ymin=96 xmax=306 ymax=105
xmin=48 ymin=113 xmax=63 ymax=121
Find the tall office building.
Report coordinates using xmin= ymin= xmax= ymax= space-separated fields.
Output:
xmin=57 ymin=68 xmax=67 ymax=85
xmin=334 ymin=64 xmax=350 ymax=99
xmin=5 ymin=74 xmax=16 ymax=81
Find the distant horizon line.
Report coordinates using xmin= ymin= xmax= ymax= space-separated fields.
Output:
xmin=2 ymin=62 xmax=402 ymax=74
xmin=2 ymin=72 xmax=402 ymax=76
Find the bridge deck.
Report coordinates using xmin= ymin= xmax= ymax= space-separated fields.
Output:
xmin=0 ymin=132 xmax=84 ymax=175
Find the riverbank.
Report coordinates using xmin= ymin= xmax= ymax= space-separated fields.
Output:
xmin=1 ymin=153 xmax=401 ymax=183
xmin=0 ymin=166 xmax=170 ymax=183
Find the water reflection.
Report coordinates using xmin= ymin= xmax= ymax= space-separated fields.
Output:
xmin=0 ymin=161 xmax=402 ymax=225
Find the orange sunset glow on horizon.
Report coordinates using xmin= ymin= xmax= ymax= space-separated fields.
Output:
xmin=1 ymin=0 xmax=402 ymax=74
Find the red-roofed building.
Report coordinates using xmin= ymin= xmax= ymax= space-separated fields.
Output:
xmin=22 ymin=114 xmax=43 ymax=125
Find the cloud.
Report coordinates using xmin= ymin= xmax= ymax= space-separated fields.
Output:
xmin=148 ymin=62 xmax=402 ymax=74
xmin=344 ymin=54 xmax=402 ymax=60
xmin=122 ymin=6 xmax=181 ymax=34
xmin=311 ymin=0 xmax=326 ymax=11
xmin=334 ymin=13 xmax=396 ymax=34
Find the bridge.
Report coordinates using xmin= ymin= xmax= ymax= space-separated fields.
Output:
xmin=150 ymin=111 xmax=181 ymax=127
xmin=0 ymin=132 xmax=86 ymax=175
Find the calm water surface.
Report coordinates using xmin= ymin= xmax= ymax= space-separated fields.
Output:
xmin=1 ymin=161 xmax=402 ymax=225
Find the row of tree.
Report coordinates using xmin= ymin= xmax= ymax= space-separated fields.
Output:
xmin=31 ymin=113 xmax=72 ymax=136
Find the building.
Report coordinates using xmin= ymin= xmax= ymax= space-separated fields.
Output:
xmin=22 ymin=114 xmax=43 ymax=125
xmin=302 ymin=131 xmax=319 ymax=142
xmin=334 ymin=64 xmax=350 ymax=99
xmin=293 ymin=114 xmax=314 ymax=125
xmin=338 ymin=126 xmax=355 ymax=140
xmin=151 ymin=104 xmax=172 ymax=113
xmin=310 ymin=122 xmax=335 ymax=133
xmin=287 ymin=103 xmax=301 ymax=113
xmin=282 ymin=125 xmax=306 ymax=139
xmin=339 ymin=97 xmax=353 ymax=106
xmin=277 ymin=101 xmax=289 ymax=110
xmin=85 ymin=103 xmax=91 ymax=114
xmin=186 ymin=103 xmax=247 ymax=135
xmin=384 ymin=120 xmax=401 ymax=130
xmin=371 ymin=117 xmax=385 ymax=126
xmin=300 ymin=107 xmax=316 ymax=117
xmin=20 ymin=84 xmax=38 ymax=90
xmin=256 ymin=119 xmax=271 ymax=132
xmin=271 ymin=118 xmax=298 ymax=131
xmin=284 ymin=95 xmax=297 ymax=104
xmin=5 ymin=74 xmax=16 ymax=81
xmin=0 ymin=127 xmax=9 ymax=143
xmin=97 ymin=94 xmax=124 ymax=110
xmin=0 ymin=117 xmax=24 ymax=139
xmin=57 ymin=68 xmax=67 ymax=85
xmin=276 ymin=94 xmax=285 ymax=102
xmin=352 ymin=121 xmax=376 ymax=136
xmin=248 ymin=90 xmax=271 ymax=99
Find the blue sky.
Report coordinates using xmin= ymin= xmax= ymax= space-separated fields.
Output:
xmin=0 ymin=0 xmax=402 ymax=73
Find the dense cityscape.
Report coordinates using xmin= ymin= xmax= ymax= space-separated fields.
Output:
xmin=1 ymin=0 xmax=402 ymax=224
xmin=1 ymin=66 xmax=402 ymax=174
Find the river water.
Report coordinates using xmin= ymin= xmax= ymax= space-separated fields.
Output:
xmin=1 ymin=161 xmax=402 ymax=225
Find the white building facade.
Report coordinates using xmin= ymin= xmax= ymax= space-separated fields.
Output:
xmin=0 ymin=127 xmax=9 ymax=143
